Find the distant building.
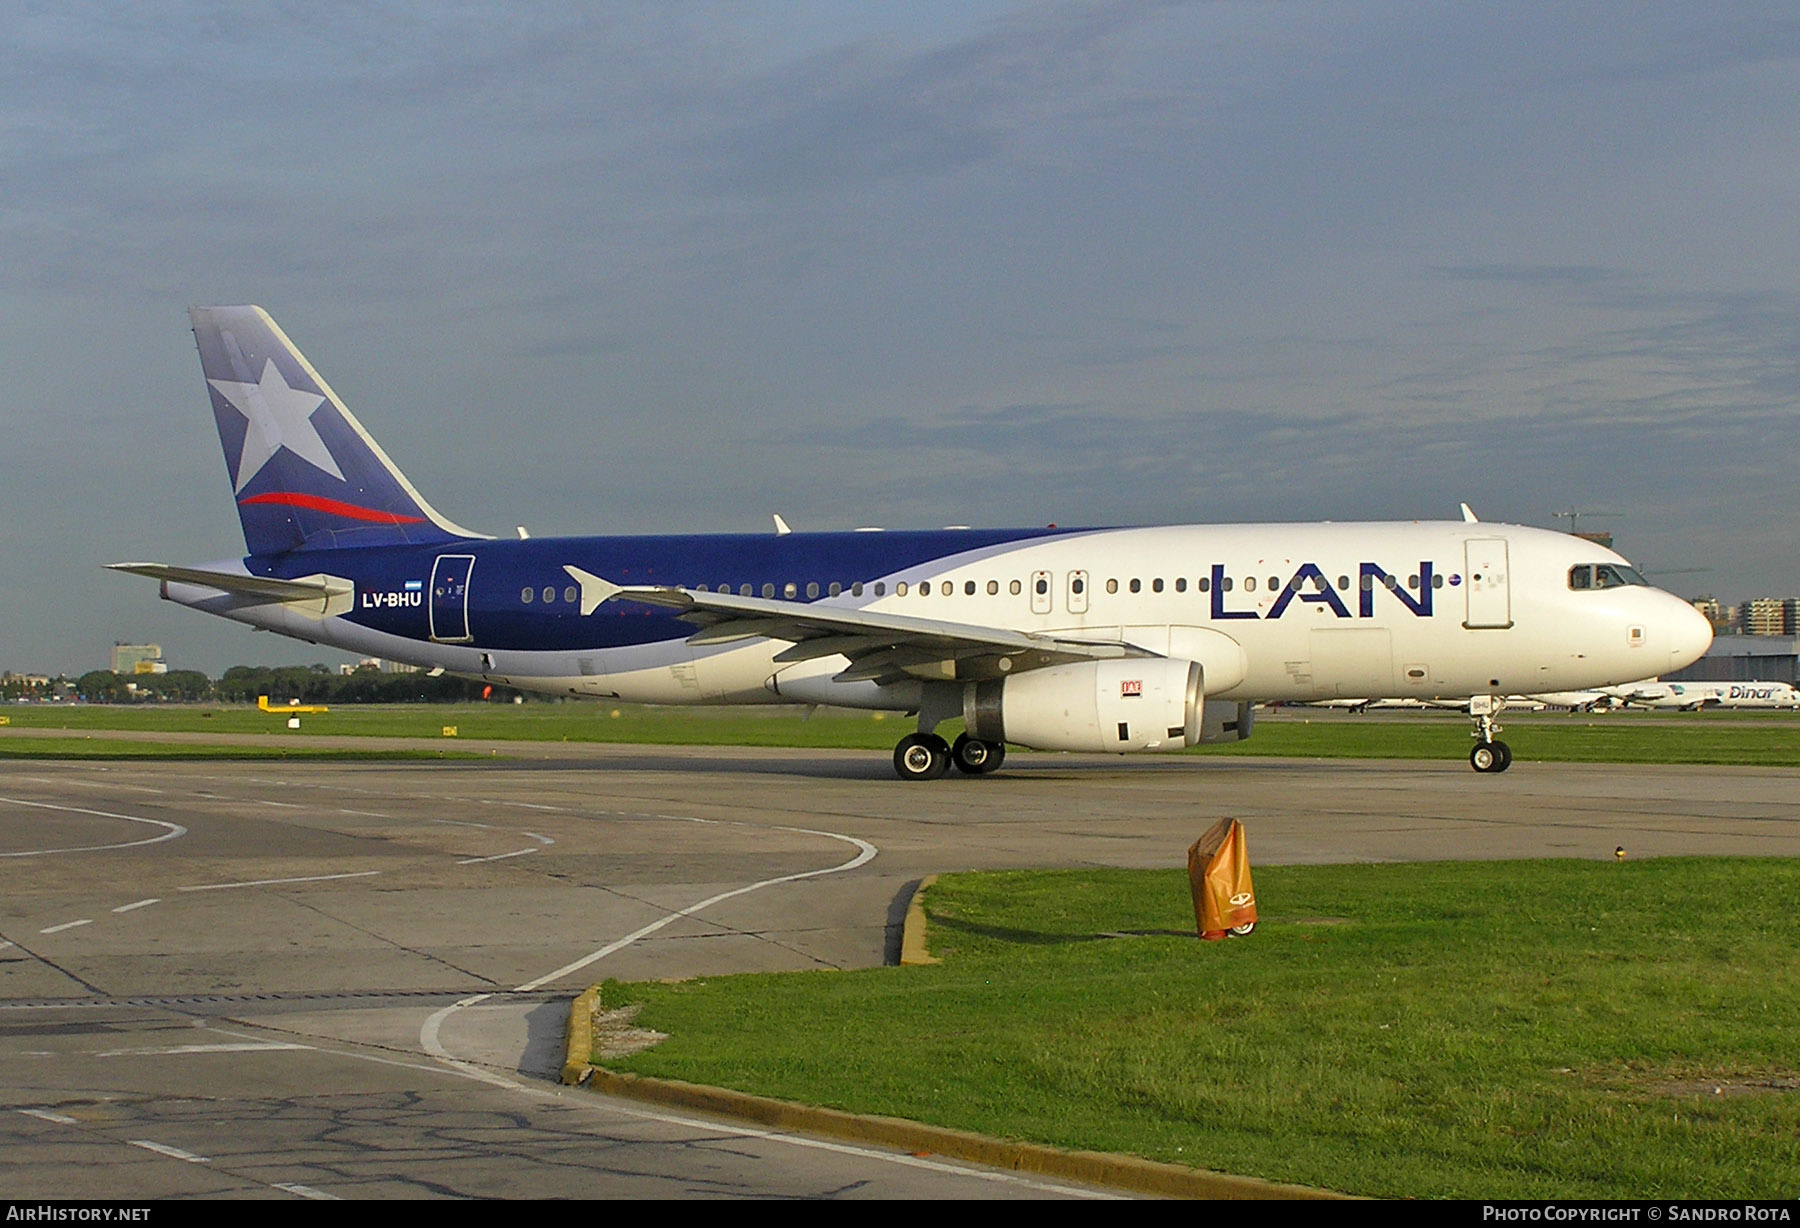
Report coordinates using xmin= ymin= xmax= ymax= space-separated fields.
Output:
xmin=1689 ymin=596 xmax=1727 ymax=632
xmin=111 ymin=642 xmax=163 ymax=673
xmin=1741 ymin=599 xmax=1798 ymax=638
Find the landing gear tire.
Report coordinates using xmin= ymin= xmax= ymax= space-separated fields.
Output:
xmin=951 ymin=734 xmax=1005 ymax=776
xmin=1470 ymin=740 xmax=1512 ymax=773
xmin=894 ymin=733 xmax=951 ymax=781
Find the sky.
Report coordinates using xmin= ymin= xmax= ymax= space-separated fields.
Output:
xmin=5 ymin=1 xmax=1799 ymax=675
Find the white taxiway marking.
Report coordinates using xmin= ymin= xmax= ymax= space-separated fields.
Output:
xmin=39 ymin=920 xmax=92 ymax=935
xmin=113 ymin=898 xmax=159 ymax=913
xmin=97 ymin=1042 xmax=313 ymax=1058
xmin=273 ymin=1182 xmax=339 ymax=1201
xmin=456 ymin=848 xmax=539 ymax=865
xmin=337 ymin=808 xmax=389 ymax=818
xmin=0 ymin=941 xmax=15 ymax=951
xmin=129 ymin=1140 xmax=209 ymax=1163
xmin=421 ymin=819 xmax=878 ymax=1077
xmin=0 ymin=796 xmax=187 ymax=857
xmin=523 ymin=822 xmax=877 ymax=993
xmin=19 ymin=1109 xmax=78 ymax=1126
xmin=180 ymin=870 xmax=380 ymax=892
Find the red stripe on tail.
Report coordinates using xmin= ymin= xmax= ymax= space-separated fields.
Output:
xmin=238 ymin=492 xmax=426 ymax=525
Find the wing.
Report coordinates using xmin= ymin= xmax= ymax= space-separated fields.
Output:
xmin=564 ymin=567 xmax=1148 ymax=686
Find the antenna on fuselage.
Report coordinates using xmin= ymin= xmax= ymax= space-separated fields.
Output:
xmin=1460 ymin=503 xmax=1479 ymax=523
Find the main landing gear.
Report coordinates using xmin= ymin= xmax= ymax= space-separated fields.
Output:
xmin=892 ymin=732 xmax=1006 ymax=780
xmin=1468 ymin=694 xmax=1512 ymax=774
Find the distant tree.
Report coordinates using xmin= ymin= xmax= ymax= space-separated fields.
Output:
xmin=75 ymin=670 xmax=130 ymax=703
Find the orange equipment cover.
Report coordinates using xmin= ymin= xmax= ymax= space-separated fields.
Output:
xmin=1187 ymin=818 xmax=1257 ymax=941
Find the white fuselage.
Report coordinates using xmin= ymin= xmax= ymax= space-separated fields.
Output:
xmin=169 ymin=521 xmax=1713 ymax=713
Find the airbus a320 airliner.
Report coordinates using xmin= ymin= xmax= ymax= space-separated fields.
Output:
xmin=111 ymin=307 xmax=1713 ymax=778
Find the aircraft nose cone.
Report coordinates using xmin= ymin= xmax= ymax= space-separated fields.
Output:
xmin=1667 ymin=598 xmax=1714 ymax=671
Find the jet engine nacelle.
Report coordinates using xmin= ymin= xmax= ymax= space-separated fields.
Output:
xmin=965 ymin=658 xmax=1204 ymax=753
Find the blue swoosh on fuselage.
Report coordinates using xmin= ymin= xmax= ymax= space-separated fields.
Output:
xmin=246 ymin=526 xmax=1086 ymax=652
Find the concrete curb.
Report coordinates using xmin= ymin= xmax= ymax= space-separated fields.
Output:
xmin=561 ymin=961 xmax=1347 ymax=1199
xmin=899 ymin=873 xmax=941 ymax=966
xmin=562 ymin=985 xmax=598 ymax=1087
xmin=571 ymin=1062 xmax=1344 ymax=1199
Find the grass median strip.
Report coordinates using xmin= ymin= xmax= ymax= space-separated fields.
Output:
xmin=4 ymin=703 xmax=1799 ymax=765
xmin=594 ymin=859 xmax=1800 ymax=1199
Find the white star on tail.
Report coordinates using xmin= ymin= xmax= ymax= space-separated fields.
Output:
xmin=209 ymin=359 xmax=345 ymax=492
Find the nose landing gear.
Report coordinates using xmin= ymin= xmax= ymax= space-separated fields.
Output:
xmin=1468 ymin=694 xmax=1512 ymax=773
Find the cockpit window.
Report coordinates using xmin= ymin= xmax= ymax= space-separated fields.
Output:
xmin=1569 ymin=563 xmax=1648 ymax=590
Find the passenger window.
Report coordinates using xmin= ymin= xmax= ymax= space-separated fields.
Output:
xmin=1153 ymin=578 xmax=1164 ymax=593
xmin=1408 ymin=574 xmax=1420 ymax=590
xmin=761 ymin=583 xmax=775 ymax=598
xmin=828 ymin=582 xmax=842 ymax=597
xmin=965 ymin=580 xmax=976 ymax=595
xmin=1221 ymin=577 xmax=1233 ymax=592
xmin=1175 ymin=577 xmax=1187 ymax=593
xmin=1244 ymin=577 xmax=1256 ymax=593
xmin=1384 ymin=575 xmax=1398 ymax=590
xmin=1009 ymin=580 xmax=1021 ymax=595
xmin=521 ymin=587 xmax=533 ymax=604
xmin=852 ymin=582 xmax=864 ymax=597
xmin=874 ymin=582 xmax=886 ymax=596
xmin=895 ymin=582 xmax=907 ymax=596
xmin=740 ymin=584 xmax=752 ymax=596
xmin=1268 ymin=576 xmax=1279 ymax=591
xmin=1337 ymin=575 xmax=1349 ymax=590
xmin=784 ymin=582 xmax=798 ymax=599
xmin=1106 ymin=578 xmax=1118 ymax=594
xmin=542 ymin=586 xmax=555 ymax=603
xmin=1129 ymin=578 xmax=1141 ymax=593
xmin=1432 ymin=574 xmax=1444 ymax=589
xmin=987 ymin=580 xmax=999 ymax=595
xmin=1360 ymin=574 xmax=1374 ymax=591
xmin=564 ymin=586 xmax=577 ymax=603
xmin=695 ymin=584 xmax=709 ymax=592
xmin=1199 ymin=576 xmax=1211 ymax=593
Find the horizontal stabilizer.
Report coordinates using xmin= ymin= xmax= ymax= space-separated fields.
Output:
xmin=107 ymin=563 xmax=353 ymax=617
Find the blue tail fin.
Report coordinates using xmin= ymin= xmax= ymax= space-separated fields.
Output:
xmin=190 ymin=306 xmax=484 ymax=556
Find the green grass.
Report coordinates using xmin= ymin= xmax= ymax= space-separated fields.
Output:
xmin=598 ymin=860 xmax=1800 ymax=1199
xmin=0 ymin=702 xmax=900 ymax=748
xmin=3 ymin=702 xmax=1797 ymax=765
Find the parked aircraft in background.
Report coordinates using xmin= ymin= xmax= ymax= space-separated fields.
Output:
xmin=1603 ymin=681 xmax=1800 ymax=711
xmin=110 ymin=307 xmax=1714 ymax=777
